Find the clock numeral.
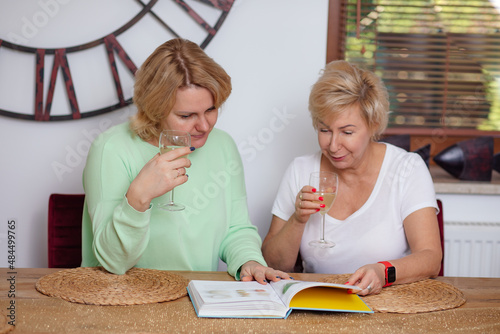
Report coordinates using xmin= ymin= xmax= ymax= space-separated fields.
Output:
xmin=35 ymin=48 xmax=80 ymax=121
xmin=173 ymin=0 xmax=234 ymax=48
xmin=104 ymin=34 xmax=138 ymax=107
xmin=193 ymin=0 xmax=233 ymax=12
xmin=174 ymin=0 xmax=217 ymax=36
xmin=34 ymin=49 xmax=45 ymax=120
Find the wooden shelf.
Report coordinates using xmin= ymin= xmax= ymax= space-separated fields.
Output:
xmin=431 ymin=166 xmax=500 ymax=195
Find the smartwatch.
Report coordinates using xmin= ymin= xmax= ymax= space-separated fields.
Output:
xmin=378 ymin=261 xmax=396 ymax=287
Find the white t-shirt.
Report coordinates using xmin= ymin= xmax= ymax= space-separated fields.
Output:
xmin=271 ymin=143 xmax=437 ymax=274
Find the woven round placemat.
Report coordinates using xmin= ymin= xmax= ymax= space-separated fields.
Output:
xmin=0 ymin=313 xmax=14 ymax=334
xmin=35 ymin=267 xmax=189 ymax=306
xmin=319 ymin=274 xmax=466 ymax=313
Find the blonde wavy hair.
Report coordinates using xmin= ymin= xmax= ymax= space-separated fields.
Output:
xmin=130 ymin=38 xmax=232 ymax=141
xmin=309 ymin=60 xmax=389 ymax=141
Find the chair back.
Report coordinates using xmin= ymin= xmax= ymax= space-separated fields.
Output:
xmin=437 ymin=199 xmax=444 ymax=276
xmin=48 ymin=193 xmax=85 ymax=268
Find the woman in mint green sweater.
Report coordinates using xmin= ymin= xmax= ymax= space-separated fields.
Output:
xmin=81 ymin=38 xmax=289 ymax=284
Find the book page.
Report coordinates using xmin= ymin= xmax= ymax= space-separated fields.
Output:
xmin=188 ymin=280 xmax=289 ymax=317
xmin=289 ymin=287 xmax=372 ymax=313
xmin=270 ymin=280 xmax=356 ymax=306
xmin=194 ymin=281 xmax=282 ymax=304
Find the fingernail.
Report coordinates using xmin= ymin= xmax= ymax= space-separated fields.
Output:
xmin=190 ymin=147 xmax=195 ymax=151
xmin=320 ymin=204 xmax=326 ymax=208
xmin=312 ymin=188 xmax=316 ymax=193
xmin=316 ymin=209 xmax=320 ymax=212
xmin=318 ymin=196 xmax=324 ymax=201
xmin=276 ymin=276 xmax=281 ymax=279
xmin=289 ymin=276 xmax=294 ymax=280
xmin=347 ymin=289 xmax=353 ymax=294
xmin=345 ymin=281 xmax=350 ymax=284
xmin=186 ymin=174 xmax=189 ymax=177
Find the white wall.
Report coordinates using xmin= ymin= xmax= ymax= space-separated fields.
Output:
xmin=0 ymin=0 xmax=328 ymax=268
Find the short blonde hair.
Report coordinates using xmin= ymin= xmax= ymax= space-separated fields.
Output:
xmin=130 ymin=38 xmax=232 ymax=141
xmin=309 ymin=60 xmax=389 ymax=141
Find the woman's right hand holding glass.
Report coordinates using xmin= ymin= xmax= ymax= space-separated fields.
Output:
xmin=126 ymin=146 xmax=192 ymax=212
xmin=293 ymin=186 xmax=324 ymax=224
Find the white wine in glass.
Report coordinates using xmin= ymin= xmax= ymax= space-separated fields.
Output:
xmin=158 ymin=130 xmax=191 ymax=211
xmin=309 ymin=171 xmax=338 ymax=248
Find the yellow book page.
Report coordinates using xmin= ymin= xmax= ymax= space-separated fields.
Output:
xmin=289 ymin=287 xmax=372 ymax=313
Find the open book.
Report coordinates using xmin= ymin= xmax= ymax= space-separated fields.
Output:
xmin=187 ymin=279 xmax=373 ymax=318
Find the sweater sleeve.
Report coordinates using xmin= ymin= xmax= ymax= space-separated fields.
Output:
xmin=82 ymin=129 xmax=151 ymax=274
xmin=217 ymin=137 xmax=267 ymax=279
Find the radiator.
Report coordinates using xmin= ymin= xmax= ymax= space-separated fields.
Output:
xmin=444 ymin=222 xmax=500 ymax=278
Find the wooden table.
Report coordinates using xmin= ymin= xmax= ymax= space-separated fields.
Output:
xmin=1 ymin=268 xmax=499 ymax=333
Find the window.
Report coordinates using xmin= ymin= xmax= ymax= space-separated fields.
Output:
xmin=327 ymin=0 xmax=500 ymax=137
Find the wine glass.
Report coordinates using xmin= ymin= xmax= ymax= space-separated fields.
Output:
xmin=158 ymin=130 xmax=191 ymax=211
xmin=308 ymin=171 xmax=338 ymax=248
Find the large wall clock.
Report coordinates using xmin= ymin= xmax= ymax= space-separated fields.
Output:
xmin=0 ymin=0 xmax=234 ymax=121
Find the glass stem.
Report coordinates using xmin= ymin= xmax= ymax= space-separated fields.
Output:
xmin=320 ymin=214 xmax=326 ymax=242
xmin=169 ymin=189 xmax=175 ymax=205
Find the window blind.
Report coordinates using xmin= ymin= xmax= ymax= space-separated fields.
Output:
xmin=331 ymin=0 xmax=500 ymax=135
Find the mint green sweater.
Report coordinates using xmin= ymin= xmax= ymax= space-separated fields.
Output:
xmin=81 ymin=122 xmax=266 ymax=277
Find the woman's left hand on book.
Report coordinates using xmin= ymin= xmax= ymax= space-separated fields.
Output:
xmin=240 ymin=261 xmax=292 ymax=285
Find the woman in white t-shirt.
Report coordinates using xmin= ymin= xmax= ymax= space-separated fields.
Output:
xmin=262 ymin=60 xmax=442 ymax=296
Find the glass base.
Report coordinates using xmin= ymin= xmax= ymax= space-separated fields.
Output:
xmin=309 ymin=239 xmax=335 ymax=248
xmin=157 ymin=202 xmax=185 ymax=211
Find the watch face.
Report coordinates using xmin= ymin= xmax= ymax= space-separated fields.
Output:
xmin=387 ymin=266 xmax=396 ymax=283
xmin=0 ymin=0 xmax=234 ymax=121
